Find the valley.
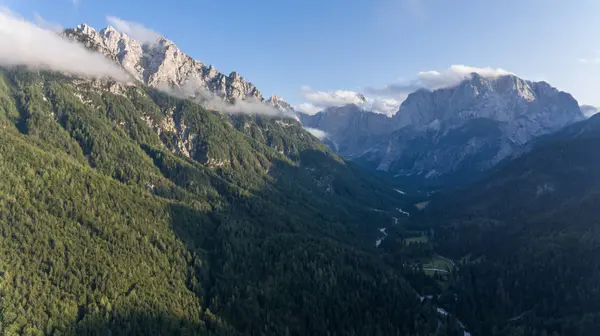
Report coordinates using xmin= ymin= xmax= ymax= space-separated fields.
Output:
xmin=0 ymin=4 xmax=599 ymax=335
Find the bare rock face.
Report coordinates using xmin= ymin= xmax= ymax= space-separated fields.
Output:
xmin=63 ymin=23 xmax=269 ymax=104
xmin=300 ymin=73 xmax=584 ymax=187
xmin=266 ymin=95 xmax=295 ymax=115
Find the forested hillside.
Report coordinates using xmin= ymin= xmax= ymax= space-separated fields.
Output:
xmin=0 ymin=67 xmax=457 ymax=335
xmin=405 ymin=114 xmax=600 ymax=335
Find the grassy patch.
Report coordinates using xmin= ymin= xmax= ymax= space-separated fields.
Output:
xmin=404 ymin=234 xmax=429 ymax=245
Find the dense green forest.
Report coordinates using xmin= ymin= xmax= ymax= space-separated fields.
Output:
xmin=0 ymin=67 xmax=462 ymax=335
xmin=5 ymin=64 xmax=599 ymax=336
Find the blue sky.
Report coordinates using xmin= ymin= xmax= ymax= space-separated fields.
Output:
xmin=4 ymin=0 xmax=600 ymax=114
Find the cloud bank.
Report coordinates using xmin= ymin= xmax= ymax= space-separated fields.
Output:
xmin=299 ymin=65 xmax=515 ymax=116
xmin=295 ymin=85 xmax=401 ymax=116
xmin=297 ymin=85 xmax=400 ymax=116
xmin=0 ymin=8 xmax=129 ymax=81
xmin=106 ymin=16 xmax=161 ymax=45
xmin=301 ymin=85 xmax=367 ymax=107
xmin=158 ymin=80 xmax=292 ymax=118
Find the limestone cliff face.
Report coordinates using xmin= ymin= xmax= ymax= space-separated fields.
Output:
xmin=300 ymin=73 xmax=584 ymax=186
xmin=64 ymin=23 xmax=288 ymax=108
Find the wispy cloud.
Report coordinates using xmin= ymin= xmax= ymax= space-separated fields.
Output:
xmin=578 ymin=51 xmax=600 ymax=65
xmin=33 ymin=13 xmax=63 ymax=32
xmin=0 ymin=7 xmax=129 ymax=81
xmin=70 ymin=0 xmax=81 ymax=5
xmin=366 ymin=65 xmax=514 ymax=98
xmin=304 ymin=127 xmax=328 ymax=139
xmin=581 ymin=105 xmax=599 ymax=117
xmin=106 ymin=16 xmax=161 ymax=44
xmin=158 ymin=80 xmax=293 ymax=118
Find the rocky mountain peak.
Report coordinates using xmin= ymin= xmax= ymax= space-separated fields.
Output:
xmin=64 ymin=23 xmax=294 ymax=113
xmin=302 ymin=72 xmax=584 ymax=186
xmin=268 ymin=95 xmax=283 ymax=103
xmin=267 ymin=95 xmax=295 ymax=114
xmin=455 ymin=73 xmax=535 ymax=100
xmin=102 ymin=25 xmax=117 ymax=34
xmin=75 ymin=23 xmax=96 ymax=35
xmin=357 ymin=93 xmax=368 ymax=103
xmin=393 ymin=74 xmax=581 ymax=133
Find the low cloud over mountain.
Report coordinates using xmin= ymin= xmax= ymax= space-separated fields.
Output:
xmin=297 ymin=65 xmax=515 ymax=116
xmin=0 ymin=7 xmax=129 ymax=81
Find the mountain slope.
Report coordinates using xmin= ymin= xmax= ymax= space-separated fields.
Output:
xmin=302 ymin=73 xmax=584 ymax=187
xmin=299 ymin=104 xmax=394 ymax=157
xmin=417 ymin=113 xmax=600 ymax=335
xmin=0 ymin=66 xmax=454 ymax=335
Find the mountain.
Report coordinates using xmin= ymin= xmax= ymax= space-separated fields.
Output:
xmin=266 ymin=95 xmax=296 ymax=115
xmin=299 ymin=104 xmax=394 ymax=156
xmin=413 ymin=113 xmax=600 ymax=334
xmin=63 ymin=24 xmax=291 ymax=111
xmin=0 ymin=25 xmax=459 ymax=334
xmin=301 ymin=73 xmax=584 ymax=187
xmin=439 ymin=112 xmax=600 ymax=218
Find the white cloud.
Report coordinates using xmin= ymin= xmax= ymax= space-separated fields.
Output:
xmin=301 ymin=85 xmax=367 ymax=107
xmin=417 ymin=65 xmax=513 ymax=90
xmin=157 ymin=80 xmax=292 ymax=118
xmin=580 ymin=105 xmax=599 ymax=118
xmin=33 ymin=13 xmax=63 ymax=32
xmin=70 ymin=0 xmax=81 ymax=5
xmin=106 ymin=16 xmax=161 ymax=45
xmin=367 ymin=97 xmax=401 ymax=115
xmin=304 ymin=127 xmax=327 ymax=139
xmin=366 ymin=65 xmax=514 ymax=99
xmin=0 ymin=8 xmax=129 ymax=81
xmin=578 ymin=50 xmax=600 ymax=65
xmin=297 ymin=86 xmax=400 ymax=116
xmin=211 ymin=98 xmax=285 ymax=116
xmin=295 ymin=103 xmax=322 ymax=115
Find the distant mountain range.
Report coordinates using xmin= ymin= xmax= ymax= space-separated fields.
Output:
xmin=63 ymin=24 xmax=590 ymax=189
xmin=301 ymin=73 xmax=584 ymax=187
